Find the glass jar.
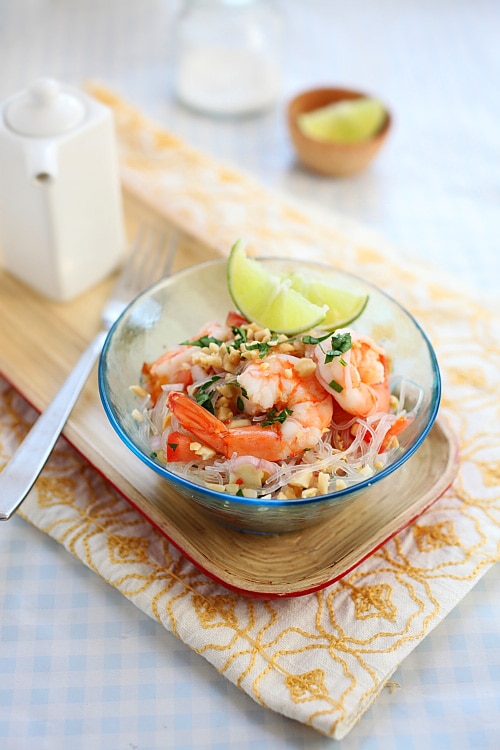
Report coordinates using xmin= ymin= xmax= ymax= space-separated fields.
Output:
xmin=173 ymin=0 xmax=284 ymax=117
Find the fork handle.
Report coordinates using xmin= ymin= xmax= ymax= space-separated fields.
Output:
xmin=0 ymin=331 xmax=107 ymax=520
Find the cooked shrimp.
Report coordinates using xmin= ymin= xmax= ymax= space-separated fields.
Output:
xmin=143 ymin=320 xmax=235 ymax=403
xmin=194 ymin=320 xmax=234 ymax=342
xmin=147 ymin=346 xmax=194 ymax=382
xmin=167 ymin=353 xmax=333 ymax=461
xmin=312 ymin=329 xmax=390 ymax=418
xmin=142 ymin=346 xmax=194 ymax=403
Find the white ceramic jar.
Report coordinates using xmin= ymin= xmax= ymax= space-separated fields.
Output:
xmin=0 ymin=78 xmax=125 ymax=302
xmin=174 ymin=0 xmax=284 ymax=117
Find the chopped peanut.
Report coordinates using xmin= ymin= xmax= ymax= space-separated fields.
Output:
xmin=240 ymin=348 xmax=260 ymax=360
xmin=216 ymin=404 xmax=233 ymax=422
xmin=385 ymin=436 xmax=400 ymax=450
xmin=241 ymin=488 xmax=258 ymax=499
xmin=222 ymin=348 xmax=242 ymax=371
xmin=288 ymin=471 xmax=313 ymax=489
xmin=205 ymin=482 xmax=226 ymax=493
xmin=253 ymin=328 xmax=272 ymax=342
xmin=190 ymin=442 xmax=217 ymax=461
xmin=228 ymin=417 xmax=252 ymax=428
xmin=217 ymin=383 xmax=239 ymax=398
xmin=275 ymin=342 xmax=295 ymax=354
xmin=302 ymin=488 xmax=319 ymax=498
xmin=293 ymin=357 xmax=316 ymax=377
xmin=129 ymin=384 xmax=148 ymax=398
xmin=230 ymin=463 xmax=265 ymax=488
xmin=317 ymin=472 xmax=330 ymax=495
xmin=276 ymin=486 xmax=298 ymax=500
xmin=192 ymin=351 xmax=222 ymax=369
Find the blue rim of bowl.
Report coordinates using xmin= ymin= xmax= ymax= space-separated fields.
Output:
xmin=98 ymin=258 xmax=442 ymax=511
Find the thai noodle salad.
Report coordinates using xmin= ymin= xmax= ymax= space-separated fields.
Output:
xmin=130 ymin=311 xmax=420 ymax=500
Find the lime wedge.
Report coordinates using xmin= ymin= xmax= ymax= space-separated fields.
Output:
xmin=286 ymin=272 xmax=369 ymax=330
xmin=297 ymin=98 xmax=387 ymax=144
xmin=227 ymin=240 xmax=328 ymax=334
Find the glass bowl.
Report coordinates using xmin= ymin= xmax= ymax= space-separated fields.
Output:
xmin=98 ymin=257 xmax=441 ymax=534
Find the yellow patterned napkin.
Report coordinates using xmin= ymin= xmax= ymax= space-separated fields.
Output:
xmin=3 ymin=83 xmax=500 ymax=740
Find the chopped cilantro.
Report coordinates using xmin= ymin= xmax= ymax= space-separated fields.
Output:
xmin=328 ymin=379 xmax=343 ymax=393
xmin=324 ymin=332 xmax=352 ymax=364
xmin=302 ymin=331 xmax=352 ymax=364
xmin=244 ymin=340 xmax=272 ymax=358
xmin=194 ymin=375 xmax=222 ymax=413
xmin=195 ymin=391 xmax=215 ymax=413
xmin=261 ymin=406 xmax=293 ymax=426
xmin=231 ymin=326 xmax=247 ymax=348
xmin=180 ymin=335 xmax=222 ymax=348
xmin=302 ymin=331 xmax=332 ymax=345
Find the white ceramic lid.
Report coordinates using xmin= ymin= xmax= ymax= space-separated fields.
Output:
xmin=4 ymin=78 xmax=86 ymax=137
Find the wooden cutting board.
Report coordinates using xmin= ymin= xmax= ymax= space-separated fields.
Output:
xmin=0 ymin=195 xmax=460 ymax=597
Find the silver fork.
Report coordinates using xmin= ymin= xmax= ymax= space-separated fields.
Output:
xmin=0 ymin=223 xmax=179 ymax=520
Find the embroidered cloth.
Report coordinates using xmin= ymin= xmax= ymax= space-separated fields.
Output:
xmin=1 ymin=84 xmax=499 ymax=740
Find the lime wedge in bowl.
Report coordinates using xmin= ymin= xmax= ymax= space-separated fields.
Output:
xmin=297 ymin=97 xmax=387 ymax=143
xmin=227 ymin=240 xmax=368 ymax=334
xmin=227 ymin=240 xmax=328 ymax=334
xmin=285 ymin=271 xmax=369 ymax=329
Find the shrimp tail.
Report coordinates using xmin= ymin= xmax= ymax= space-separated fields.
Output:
xmin=167 ymin=391 xmax=229 ymax=454
xmin=167 ymin=391 xmax=288 ymax=461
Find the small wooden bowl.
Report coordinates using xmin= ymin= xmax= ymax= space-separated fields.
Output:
xmin=287 ymin=87 xmax=391 ymax=177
